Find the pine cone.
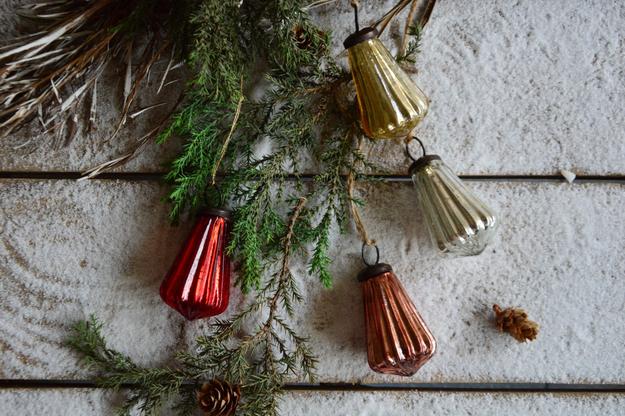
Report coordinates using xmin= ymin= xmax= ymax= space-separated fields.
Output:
xmin=493 ymin=304 xmax=539 ymax=343
xmin=291 ymin=25 xmax=326 ymax=52
xmin=197 ymin=379 xmax=241 ymax=416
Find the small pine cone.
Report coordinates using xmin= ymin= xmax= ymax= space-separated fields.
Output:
xmin=291 ymin=25 xmax=326 ymax=51
xmin=197 ymin=379 xmax=241 ymax=416
xmin=493 ymin=304 xmax=539 ymax=343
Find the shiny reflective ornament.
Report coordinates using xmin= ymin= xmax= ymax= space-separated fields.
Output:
xmin=344 ymin=27 xmax=429 ymax=139
xmin=160 ymin=209 xmax=231 ymax=320
xmin=410 ymin=155 xmax=498 ymax=256
xmin=359 ymin=263 xmax=436 ymax=376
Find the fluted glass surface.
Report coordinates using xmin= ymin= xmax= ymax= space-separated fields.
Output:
xmin=347 ymin=32 xmax=429 ymax=139
xmin=160 ymin=209 xmax=231 ymax=320
xmin=360 ymin=265 xmax=436 ymax=376
xmin=411 ymin=157 xmax=498 ymax=256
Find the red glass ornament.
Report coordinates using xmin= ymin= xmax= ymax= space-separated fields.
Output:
xmin=358 ymin=263 xmax=436 ymax=376
xmin=160 ymin=209 xmax=231 ymax=320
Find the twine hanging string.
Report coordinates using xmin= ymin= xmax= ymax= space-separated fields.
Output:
xmin=347 ymin=134 xmax=429 ymax=259
xmin=373 ymin=0 xmax=412 ymax=35
xmin=347 ymin=1 xmax=376 ymax=251
xmin=211 ymin=75 xmax=245 ymax=185
xmin=400 ymin=1 xmax=420 ymax=54
xmin=348 ymin=0 xmax=438 ymax=62
xmin=347 ymin=133 xmax=376 ymax=248
xmin=399 ymin=0 xmax=437 ymax=56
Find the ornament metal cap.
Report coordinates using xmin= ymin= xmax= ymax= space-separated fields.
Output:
xmin=344 ymin=27 xmax=378 ymax=49
xmin=408 ymin=155 xmax=442 ymax=176
xmin=199 ymin=208 xmax=232 ymax=219
xmin=357 ymin=263 xmax=393 ymax=282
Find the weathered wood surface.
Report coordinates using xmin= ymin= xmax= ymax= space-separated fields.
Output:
xmin=1 ymin=0 xmax=625 ymax=175
xmin=1 ymin=0 xmax=624 ymax=413
xmin=317 ymin=0 xmax=625 ymax=176
xmin=1 ymin=389 xmax=624 ymax=416
xmin=1 ymin=180 xmax=624 ymax=383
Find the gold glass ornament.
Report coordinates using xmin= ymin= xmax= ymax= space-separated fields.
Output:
xmin=344 ymin=27 xmax=430 ymax=139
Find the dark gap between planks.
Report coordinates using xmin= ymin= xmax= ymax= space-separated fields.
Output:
xmin=1 ymin=379 xmax=625 ymax=393
xmin=2 ymin=171 xmax=625 ymax=183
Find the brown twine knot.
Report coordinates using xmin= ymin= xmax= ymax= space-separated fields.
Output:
xmin=493 ymin=304 xmax=539 ymax=343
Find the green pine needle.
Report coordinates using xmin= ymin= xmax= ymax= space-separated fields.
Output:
xmin=65 ymin=0 xmax=423 ymax=415
xmin=396 ymin=24 xmax=423 ymax=64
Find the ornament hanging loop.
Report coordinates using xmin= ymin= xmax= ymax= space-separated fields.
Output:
xmin=406 ymin=135 xmax=427 ymax=162
xmin=361 ymin=242 xmax=380 ymax=266
xmin=350 ymin=0 xmax=361 ymax=32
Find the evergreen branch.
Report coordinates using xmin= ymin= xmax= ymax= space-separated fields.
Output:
xmin=211 ymin=76 xmax=245 ymax=185
xmin=65 ymin=1 xmax=434 ymax=415
xmin=396 ymin=24 xmax=423 ymax=65
xmin=67 ymin=316 xmax=189 ymax=415
xmin=68 ymin=199 xmax=317 ymax=415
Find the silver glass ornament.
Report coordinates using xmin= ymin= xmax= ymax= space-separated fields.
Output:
xmin=409 ymin=146 xmax=498 ymax=256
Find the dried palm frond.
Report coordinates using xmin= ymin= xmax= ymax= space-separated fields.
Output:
xmin=0 ymin=0 xmax=183 ymax=150
xmin=374 ymin=0 xmax=437 ymax=36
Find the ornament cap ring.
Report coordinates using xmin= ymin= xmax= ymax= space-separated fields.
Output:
xmin=361 ymin=242 xmax=380 ymax=267
xmin=406 ymin=136 xmax=427 ymax=162
xmin=407 ymin=136 xmax=441 ymax=175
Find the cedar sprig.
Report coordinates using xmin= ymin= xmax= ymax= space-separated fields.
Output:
xmin=67 ymin=316 xmax=190 ymax=416
xmin=66 ymin=1 xmax=428 ymax=415
xmin=159 ymin=0 xmax=364 ymax=292
xmin=396 ymin=24 xmax=423 ymax=65
xmin=68 ymin=198 xmax=319 ymax=416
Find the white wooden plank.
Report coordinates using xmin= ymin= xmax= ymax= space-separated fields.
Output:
xmin=316 ymin=0 xmax=625 ymax=175
xmin=0 ymin=389 xmax=109 ymax=416
xmin=0 ymin=181 xmax=191 ymax=377
xmin=280 ymin=391 xmax=625 ymax=415
xmin=1 ymin=0 xmax=624 ymax=175
xmin=1 ymin=180 xmax=624 ymax=383
xmin=295 ymin=181 xmax=625 ymax=383
xmin=1 ymin=389 xmax=624 ymax=416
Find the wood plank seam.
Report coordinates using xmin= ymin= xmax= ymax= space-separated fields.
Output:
xmin=2 ymin=172 xmax=625 ymax=183
xmin=1 ymin=380 xmax=625 ymax=393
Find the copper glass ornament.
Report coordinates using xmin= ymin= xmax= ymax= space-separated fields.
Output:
xmin=160 ymin=209 xmax=231 ymax=320
xmin=344 ymin=27 xmax=429 ymax=139
xmin=359 ymin=262 xmax=436 ymax=376
xmin=409 ymin=147 xmax=498 ymax=256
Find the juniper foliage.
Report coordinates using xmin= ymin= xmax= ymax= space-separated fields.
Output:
xmin=158 ymin=0 xmax=368 ymax=293
xmin=66 ymin=1 xmax=427 ymax=415
xmin=396 ymin=24 xmax=423 ymax=64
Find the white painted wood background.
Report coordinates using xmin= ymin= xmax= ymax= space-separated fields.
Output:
xmin=1 ymin=0 xmax=624 ymax=415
